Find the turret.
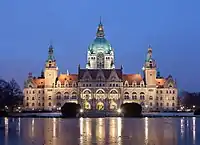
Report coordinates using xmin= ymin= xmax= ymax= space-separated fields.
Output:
xmin=143 ymin=45 xmax=157 ymax=87
xmin=44 ymin=44 xmax=58 ymax=88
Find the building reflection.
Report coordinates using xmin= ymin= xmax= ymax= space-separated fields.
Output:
xmin=144 ymin=117 xmax=148 ymax=145
xmin=79 ymin=118 xmax=92 ymax=145
xmin=109 ymin=117 xmax=122 ymax=145
xmin=2 ymin=117 xmax=200 ymax=145
xmin=192 ymin=117 xmax=196 ymax=145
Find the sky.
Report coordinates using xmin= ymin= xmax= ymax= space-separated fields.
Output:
xmin=0 ymin=0 xmax=200 ymax=92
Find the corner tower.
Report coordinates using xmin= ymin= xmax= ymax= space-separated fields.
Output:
xmin=86 ymin=19 xmax=115 ymax=69
xmin=143 ymin=45 xmax=157 ymax=87
xmin=44 ymin=44 xmax=58 ymax=88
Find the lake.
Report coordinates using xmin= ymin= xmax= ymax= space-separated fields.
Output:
xmin=0 ymin=117 xmax=199 ymax=145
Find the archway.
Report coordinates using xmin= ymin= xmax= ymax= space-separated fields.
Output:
xmin=96 ymin=102 xmax=104 ymax=110
xmin=84 ymin=101 xmax=91 ymax=110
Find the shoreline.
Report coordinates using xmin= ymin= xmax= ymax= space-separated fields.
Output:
xmin=1 ymin=112 xmax=199 ymax=118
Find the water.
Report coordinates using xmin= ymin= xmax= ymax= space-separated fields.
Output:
xmin=0 ymin=117 xmax=199 ymax=145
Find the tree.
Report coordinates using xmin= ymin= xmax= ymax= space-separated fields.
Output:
xmin=0 ymin=78 xmax=23 ymax=110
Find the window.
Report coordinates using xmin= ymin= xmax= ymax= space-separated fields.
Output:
xmin=42 ymin=103 xmax=44 ymax=106
xmin=83 ymin=84 xmax=85 ymax=87
xmin=173 ymin=90 xmax=175 ymax=94
xmin=49 ymin=102 xmax=51 ymax=106
xmin=172 ymin=97 xmax=174 ymax=100
xmin=27 ymin=97 xmax=29 ymax=100
xmin=38 ymin=90 xmax=40 ymax=94
xmin=160 ymin=90 xmax=162 ymax=94
xmin=32 ymin=103 xmax=35 ymax=106
xmin=48 ymin=96 xmax=51 ymax=100
xmin=57 ymin=103 xmax=61 ymax=107
xmin=124 ymin=96 xmax=129 ymax=99
xmin=160 ymin=97 xmax=162 ymax=100
xmin=160 ymin=103 xmax=163 ymax=106
xmin=156 ymin=103 xmax=159 ymax=106
xmin=167 ymin=103 xmax=169 ymax=106
xmin=32 ymin=97 xmax=34 ymax=100
xmin=166 ymin=90 xmax=168 ymax=94
xmin=38 ymin=103 xmax=41 ymax=106
xmin=156 ymin=96 xmax=158 ymax=100
xmin=26 ymin=103 xmax=29 ymax=106
xmin=149 ymin=96 xmax=153 ymax=100
xmin=150 ymin=102 xmax=152 ymax=106
xmin=172 ymin=103 xmax=175 ymax=106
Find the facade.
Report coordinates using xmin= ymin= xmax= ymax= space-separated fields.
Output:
xmin=23 ymin=21 xmax=178 ymax=112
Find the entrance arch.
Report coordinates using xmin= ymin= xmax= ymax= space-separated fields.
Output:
xmin=96 ymin=102 xmax=104 ymax=110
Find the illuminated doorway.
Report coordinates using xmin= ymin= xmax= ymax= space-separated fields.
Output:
xmin=96 ymin=102 xmax=104 ymax=110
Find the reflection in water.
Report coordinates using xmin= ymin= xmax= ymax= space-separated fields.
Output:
xmin=1 ymin=117 xmax=200 ymax=145
xmin=181 ymin=117 xmax=185 ymax=139
xmin=193 ymin=117 xmax=196 ymax=145
xmin=144 ymin=117 xmax=148 ymax=145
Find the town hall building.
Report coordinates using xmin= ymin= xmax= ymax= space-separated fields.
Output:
xmin=23 ymin=21 xmax=178 ymax=112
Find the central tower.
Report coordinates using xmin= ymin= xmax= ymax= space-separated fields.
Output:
xmin=86 ymin=20 xmax=115 ymax=69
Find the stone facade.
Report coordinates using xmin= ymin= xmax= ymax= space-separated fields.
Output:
xmin=23 ymin=21 xmax=178 ymax=112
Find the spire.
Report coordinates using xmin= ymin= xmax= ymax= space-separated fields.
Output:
xmin=66 ymin=70 xmax=69 ymax=75
xmin=47 ymin=42 xmax=55 ymax=62
xmin=96 ymin=17 xmax=105 ymax=38
xmin=41 ymin=69 xmax=44 ymax=78
xmin=148 ymin=44 xmax=152 ymax=54
xmin=146 ymin=44 xmax=152 ymax=61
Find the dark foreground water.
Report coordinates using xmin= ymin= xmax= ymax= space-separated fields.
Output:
xmin=0 ymin=117 xmax=199 ymax=145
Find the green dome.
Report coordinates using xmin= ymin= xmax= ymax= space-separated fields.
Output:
xmin=88 ymin=37 xmax=112 ymax=54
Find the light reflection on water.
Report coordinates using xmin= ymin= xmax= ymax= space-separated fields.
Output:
xmin=0 ymin=117 xmax=200 ymax=145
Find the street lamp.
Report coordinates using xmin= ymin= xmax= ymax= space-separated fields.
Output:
xmin=80 ymin=109 xmax=84 ymax=113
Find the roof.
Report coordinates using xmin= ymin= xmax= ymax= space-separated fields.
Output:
xmin=57 ymin=74 xmax=78 ymax=84
xmin=156 ymin=78 xmax=166 ymax=87
xmin=78 ymin=69 xmax=122 ymax=80
xmin=32 ymin=78 xmax=45 ymax=88
xmin=122 ymin=74 xmax=143 ymax=84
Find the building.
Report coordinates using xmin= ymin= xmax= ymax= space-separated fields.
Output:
xmin=23 ymin=21 xmax=178 ymax=112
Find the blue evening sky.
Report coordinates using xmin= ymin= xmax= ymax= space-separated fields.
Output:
xmin=0 ymin=1 xmax=199 ymax=92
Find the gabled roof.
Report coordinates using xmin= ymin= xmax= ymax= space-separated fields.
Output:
xmin=78 ymin=69 xmax=122 ymax=80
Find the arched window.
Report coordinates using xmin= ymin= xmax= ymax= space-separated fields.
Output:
xmin=56 ymin=92 xmax=62 ymax=100
xmin=71 ymin=92 xmax=77 ymax=99
xmin=132 ymin=92 xmax=137 ymax=100
xmin=140 ymin=92 xmax=145 ymax=100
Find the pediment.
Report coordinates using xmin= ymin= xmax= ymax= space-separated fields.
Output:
xmin=96 ymin=70 xmax=105 ymax=81
xmin=108 ymin=70 xmax=120 ymax=81
xmin=82 ymin=70 xmax=92 ymax=81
